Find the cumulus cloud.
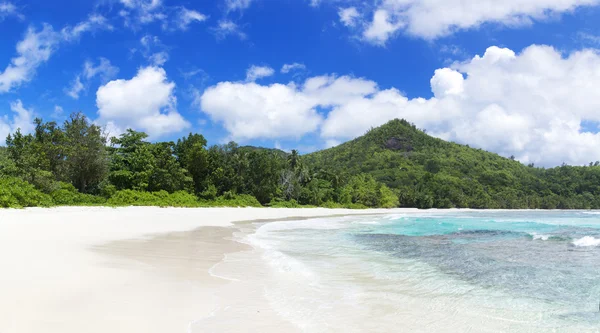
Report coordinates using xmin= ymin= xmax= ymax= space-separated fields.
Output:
xmin=338 ymin=0 xmax=600 ymax=43
xmin=96 ymin=66 xmax=189 ymax=138
xmin=324 ymin=45 xmax=600 ymax=166
xmin=246 ymin=65 xmax=275 ymax=82
xmin=200 ymin=81 xmax=323 ymax=140
xmin=199 ymin=74 xmax=377 ymax=140
xmin=281 ymin=63 xmax=306 ymax=74
xmin=66 ymin=58 xmax=119 ymax=99
xmin=0 ymin=17 xmax=112 ymax=94
xmin=199 ymin=45 xmax=600 ymax=167
xmin=0 ymin=100 xmax=35 ymax=141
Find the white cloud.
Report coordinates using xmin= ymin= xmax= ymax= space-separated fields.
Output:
xmin=53 ymin=105 xmax=64 ymax=118
xmin=200 ymin=81 xmax=323 ymax=140
xmin=199 ymin=74 xmax=377 ymax=140
xmin=0 ymin=100 xmax=35 ymax=141
xmin=83 ymin=58 xmax=119 ymax=81
xmin=177 ymin=7 xmax=207 ymax=30
xmin=61 ymin=14 xmax=113 ymax=41
xmin=149 ymin=51 xmax=169 ymax=66
xmin=281 ymin=63 xmax=306 ymax=74
xmin=363 ymin=9 xmax=403 ymax=45
xmin=577 ymin=32 xmax=600 ymax=46
xmin=199 ymin=45 xmax=600 ymax=166
xmin=138 ymin=35 xmax=169 ymax=66
xmin=325 ymin=139 xmax=341 ymax=148
xmin=66 ymin=58 xmax=119 ymax=99
xmin=323 ymin=45 xmax=600 ymax=166
xmin=213 ymin=20 xmax=247 ymax=40
xmin=225 ymin=0 xmax=252 ymax=12
xmin=66 ymin=76 xmax=85 ymax=99
xmin=0 ymin=17 xmax=112 ymax=94
xmin=430 ymin=68 xmax=464 ymax=98
xmin=0 ymin=25 xmax=58 ymax=93
xmin=246 ymin=65 xmax=275 ymax=82
xmin=0 ymin=1 xmax=23 ymax=21
xmin=338 ymin=7 xmax=360 ymax=27
xmin=341 ymin=0 xmax=600 ymax=43
xmin=119 ymin=0 xmax=166 ymax=26
xmin=116 ymin=0 xmax=206 ymax=31
xmin=96 ymin=66 xmax=190 ymax=138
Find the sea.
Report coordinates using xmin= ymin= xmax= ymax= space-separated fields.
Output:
xmin=230 ymin=210 xmax=600 ymax=332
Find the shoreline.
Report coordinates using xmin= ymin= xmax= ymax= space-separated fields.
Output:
xmin=0 ymin=206 xmax=412 ymax=333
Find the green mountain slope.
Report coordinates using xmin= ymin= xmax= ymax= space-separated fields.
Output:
xmin=305 ymin=119 xmax=600 ymax=209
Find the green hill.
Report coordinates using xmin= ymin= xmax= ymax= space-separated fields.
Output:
xmin=305 ymin=119 xmax=600 ymax=209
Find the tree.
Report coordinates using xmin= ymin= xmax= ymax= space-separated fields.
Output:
xmin=246 ymin=150 xmax=283 ymax=204
xmin=63 ymin=113 xmax=109 ymax=193
xmin=175 ymin=133 xmax=210 ymax=194
xmin=148 ymin=142 xmax=193 ymax=193
xmin=5 ymin=125 xmax=60 ymax=192
xmin=288 ymin=149 xmax=300 ymax=169
xmin=108 ymin=130 xmax=154 ymax=191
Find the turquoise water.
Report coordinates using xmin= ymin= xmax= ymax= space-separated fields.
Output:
xmin=247 ymin=211 xmax=600 ymax=332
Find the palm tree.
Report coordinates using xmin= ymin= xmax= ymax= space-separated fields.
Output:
xmin=288 ymin=149 xmax=300 ymax=170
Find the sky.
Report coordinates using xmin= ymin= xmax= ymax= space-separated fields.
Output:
xmin=1 ymin=0 xmax=600 ymax=167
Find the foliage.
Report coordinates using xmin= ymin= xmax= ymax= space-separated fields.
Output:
xmin=106 ymin=190 xmax=201 ymax=207
xmin=269 ymin=199 xmax=316 ymax=208
xmin=50 ymin=182 xmax=107 ymax=206
xmin=304 ymin=119 xmax=600 ymax=209
xmin=0 ymin=177 xmax=53 ymax=208
xmin=6 ymin=116 xmax=600 ymax=210
xmin=204 ymin=194 xmax=263 ymax=207
xmin=62 ymin=113 xmax=109 ymax=193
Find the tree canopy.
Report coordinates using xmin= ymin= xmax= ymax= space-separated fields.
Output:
xmin=2 ymin=116 xmax=599 ymax=209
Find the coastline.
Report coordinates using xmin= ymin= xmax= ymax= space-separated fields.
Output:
xmin=0 ymin=206 xmax=412 ymax=333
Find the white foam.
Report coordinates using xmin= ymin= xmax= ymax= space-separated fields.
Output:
xmin=572 ymin=236 xmax=600 ymax=247
xmin=580 ymin=211 xmax=600 ymax=215
xmin=531 ymin=233 xmax=549 ymax=241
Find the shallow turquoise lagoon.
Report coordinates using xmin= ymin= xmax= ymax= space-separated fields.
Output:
xmin=248 ymin=211 xmax=600 ymax=332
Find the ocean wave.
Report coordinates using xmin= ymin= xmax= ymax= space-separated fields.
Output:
xmin=572 ymin=236 xmax=600 ymax=247
xmin=531 ymin=233 xmax=550 ymax=241
xmin=580 ymin=211 xmax=600 ymax=215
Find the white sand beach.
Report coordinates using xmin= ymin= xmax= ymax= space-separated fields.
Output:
xmin=0 ymin=207 xmax=410 ymax=333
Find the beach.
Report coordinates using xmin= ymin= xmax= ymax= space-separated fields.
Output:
xmin=3 ymin=208 xmax=600 ymax=333
xmin=0 ymin=207 xmax=407 ymax=333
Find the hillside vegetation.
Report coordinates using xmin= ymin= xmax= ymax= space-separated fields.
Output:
xmin=1 ymin=115 xmax=599 ymax=209
xmin=305 ymin=119 xmax=600 ymax=209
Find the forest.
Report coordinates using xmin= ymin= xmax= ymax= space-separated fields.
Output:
xmin=1 ymin=114 xmax=600 ymax=209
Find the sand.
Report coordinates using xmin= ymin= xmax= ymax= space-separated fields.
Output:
xmin=0 ymin=207 xmax=412 ymax=333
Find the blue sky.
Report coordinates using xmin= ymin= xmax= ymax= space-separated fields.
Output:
xmin=1 ymin=0 xmax=600 ymax=166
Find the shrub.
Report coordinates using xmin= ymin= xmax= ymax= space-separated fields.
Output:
xmin=206 ymin=194 xmax=262 ymax=207
xmin=106 ymin=190 xmax=201 ymax=207
xmin=0 ymin=177 xmax=53 ymax=208
xmin=50 ymin=182 xmax=107 ymax=206
xmin=268 ymin=199 xmax=316 ymax=208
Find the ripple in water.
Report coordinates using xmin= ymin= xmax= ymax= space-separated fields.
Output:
xmin=250 ymin=211 xmax=600 ymax=332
